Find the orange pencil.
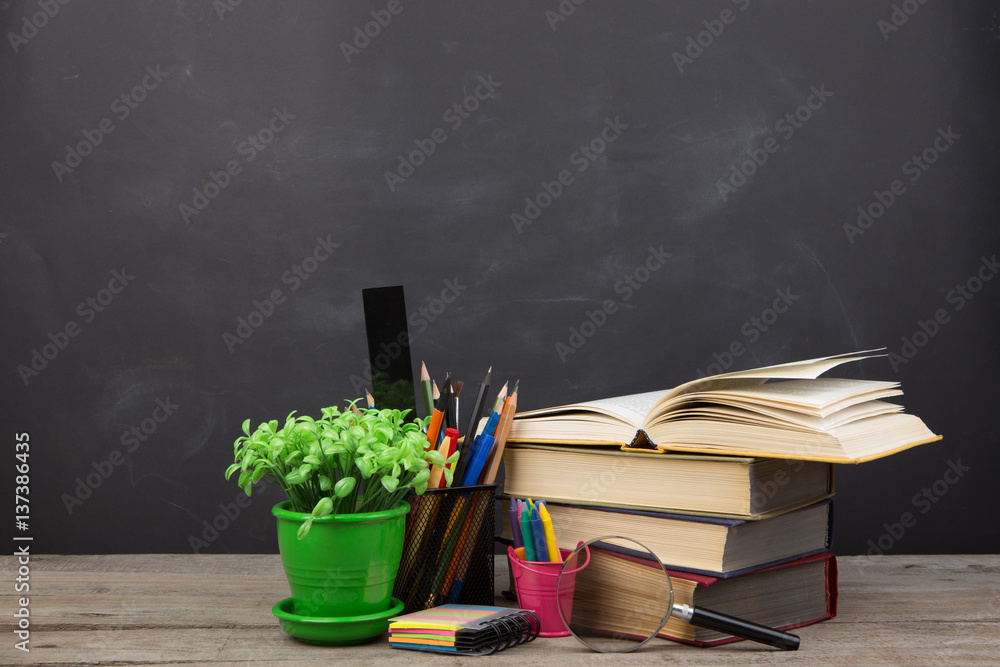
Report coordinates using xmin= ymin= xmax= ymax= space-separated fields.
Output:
xmin=440 ymin=499 xmax=474 ymax=598
xmin=425 ymin=377 xmax=451 ymax=450
xmin=482 ymin=382 xmax=518 ymax=485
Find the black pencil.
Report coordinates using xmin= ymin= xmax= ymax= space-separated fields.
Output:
xmin=453 ymin=367 xmax=491 ymax=483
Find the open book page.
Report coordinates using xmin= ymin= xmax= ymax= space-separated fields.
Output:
xmin=652 ymin=350 xmax=887 ymax=405
xmin=661 ymin=400 xmax=905 ymax=432
xmin=648 ymin=378 xmax=902 ymax=422
xmin=514 ymin=389 xmax=665 ymax=428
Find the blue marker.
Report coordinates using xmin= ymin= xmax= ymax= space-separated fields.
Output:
xmin=529 ymin=505 xmax=548 ymax=561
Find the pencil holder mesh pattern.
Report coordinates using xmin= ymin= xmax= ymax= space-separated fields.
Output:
xmin=393 ymin=484 xmax=497 ymax=615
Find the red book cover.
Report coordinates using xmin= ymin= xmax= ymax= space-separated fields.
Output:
xmin=665 ymin=552 xmax=837 ymax=647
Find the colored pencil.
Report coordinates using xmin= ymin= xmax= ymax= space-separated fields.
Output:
xmin=454 ymin=367 xmax=491 ymax=483
xmin=482 ymin=383 xmax=517 ymax=485
xmin=491 ymin=381 xmax=508 ymax=413
xmin=426 ymin=377 xmax=451 ymax=450
xmin=420 ymin=361 xmax=434 ymax=418
xmin=427 ymin=494 xmax=470 ymax=606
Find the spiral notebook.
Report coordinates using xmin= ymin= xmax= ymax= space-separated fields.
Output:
xmin=388 ymin=604 xmax=540 ymax=656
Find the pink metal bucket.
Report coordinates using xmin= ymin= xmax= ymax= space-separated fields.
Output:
xmin=508 ymin=544 xmax=590 ymax=637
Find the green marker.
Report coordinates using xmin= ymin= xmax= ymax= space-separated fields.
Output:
xmin=520 ymin=502 xmax=536 ymax=561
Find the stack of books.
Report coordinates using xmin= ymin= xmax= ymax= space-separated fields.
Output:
xmin=500 ymin=350 xmax=940 ymax=646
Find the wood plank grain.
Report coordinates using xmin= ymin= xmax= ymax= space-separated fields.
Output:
xmin=1 ymin=555 xmax=997 ymax=666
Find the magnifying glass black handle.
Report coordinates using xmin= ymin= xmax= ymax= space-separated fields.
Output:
xmin=689 ymin=606 xmax=800 ymax=651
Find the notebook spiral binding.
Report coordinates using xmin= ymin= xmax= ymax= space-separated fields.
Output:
xmin=473 ymin=610 xmax=541 ymax=656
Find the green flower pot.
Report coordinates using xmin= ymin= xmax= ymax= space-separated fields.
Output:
xmin=272 ymin=501 xmax=410 ymax=620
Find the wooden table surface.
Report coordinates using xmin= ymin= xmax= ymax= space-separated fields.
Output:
xmin=2 ymin=554 xmax=998 ymax=666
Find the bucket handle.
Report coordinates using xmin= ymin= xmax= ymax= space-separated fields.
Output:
xmin=508 ymin=543 xmax=591 ymax=579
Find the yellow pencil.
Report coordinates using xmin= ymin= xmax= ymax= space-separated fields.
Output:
xmin=538 ymin=501 xmax=560 ymax=562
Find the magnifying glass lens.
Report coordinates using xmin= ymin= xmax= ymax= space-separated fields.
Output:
xmin=556 ymin=537 xmax=673 ymax=652
xmin=556 ymin=535 xmax=801 ymax=653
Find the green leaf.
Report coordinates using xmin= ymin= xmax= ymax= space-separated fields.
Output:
xmin=380 ymin=475 xmax=399 ymax=494
xmin=318 ymin=475 xmax=332 ymax=491
xmin=242 ymin=418 xmax=251 ymax=437
xmin=335 ymin=476 xmax=356 ymax=498
xmin=285 ymin=468 xmax=306 ymax=485
xmin=297 ymin=517 xmax=313 ymax=540
xmin=311 ymin=497 xmax=333 ymax=519
xmin=409 ymin=468 xmax=431 ymax=487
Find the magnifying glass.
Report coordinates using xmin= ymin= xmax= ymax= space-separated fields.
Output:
xmin=556 ymin=536 xmax=801 ymax=653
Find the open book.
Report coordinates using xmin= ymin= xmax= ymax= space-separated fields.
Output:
xmin=508 ymin=351 xmax=941 ymax=463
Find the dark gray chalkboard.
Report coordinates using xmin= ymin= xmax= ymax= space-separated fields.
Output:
xmin=1 ymin=0 xmax=998 ymax=555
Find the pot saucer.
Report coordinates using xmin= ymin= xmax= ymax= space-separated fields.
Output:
xmin=272 ymin=596 xmax=404 ymax=645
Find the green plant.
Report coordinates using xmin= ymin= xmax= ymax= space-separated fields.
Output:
xmin=225 ymin=401 xmax=456 ymax=539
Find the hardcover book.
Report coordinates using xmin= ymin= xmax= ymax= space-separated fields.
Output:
xmin=572 ymin=549 xmax=837 ymax=647
xmin=501 ymin=444 xmax=833 ymax=518
xmin=499 ymin=498 xmax=832 ymax=576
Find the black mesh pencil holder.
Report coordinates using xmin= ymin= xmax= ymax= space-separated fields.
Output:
xmin=393 ymin=483 xmax=497 ymax=615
